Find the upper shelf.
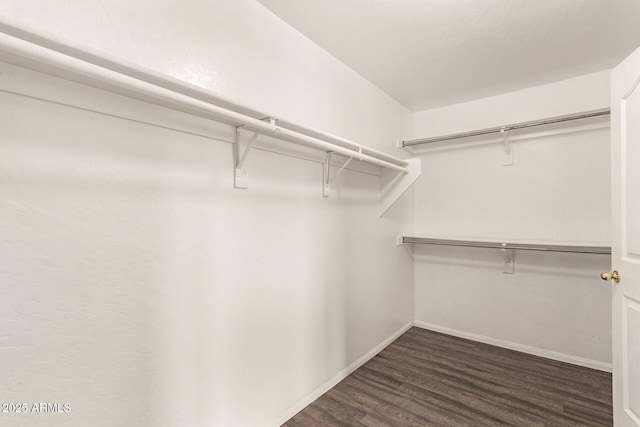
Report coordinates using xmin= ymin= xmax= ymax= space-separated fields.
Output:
xmin=0 ymin=18 xmax=419 ymax=216
xmin=402 ymin=109 xmax=611 ymax=148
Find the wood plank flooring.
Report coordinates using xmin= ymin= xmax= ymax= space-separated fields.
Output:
xmin=283 ymin=327 xmax=612 ymax=426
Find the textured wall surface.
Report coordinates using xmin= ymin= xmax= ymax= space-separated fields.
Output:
xmin=0 ymin=1 xmax=413 ymax=426
xmin=411 ymin=72 xmax=612 ymax=366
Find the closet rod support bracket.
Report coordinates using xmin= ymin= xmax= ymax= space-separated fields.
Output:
xmin=234 ymin=127 xmax=260 ymax=189
xmin=323 ymin=148 xmax=363 ymax=196
xmin=501 ymin=127 xmax=514 ymax=166
xmin=502 ymin=244 xmax=514 ymax=274
xmin=323 ymin=152 xmax=333 ymax=197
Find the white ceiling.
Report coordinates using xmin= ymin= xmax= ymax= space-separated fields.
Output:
xmin=256 ymin=0 xmax=640 ymax=112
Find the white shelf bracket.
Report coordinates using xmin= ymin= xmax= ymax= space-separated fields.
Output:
xmin=330 ymin=157 xmax=353 ymax=185
xmin=323 ymin=152 xmax=333 ymax=197
xmin=234 ymin=127 xmax=260 ymax=189
xmin=379 ymin=158 xmax=421 ymax=216
xmin=502 ymin=243 xmax=514 ymax=274
xmin=501 ymin=127 xmax=513 ymax=166
xmin=323 ymin=151 xmax=356 ymax=197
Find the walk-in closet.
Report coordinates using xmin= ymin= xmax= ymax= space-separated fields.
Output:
xmin=1 ymin=1 xmax=639 ymax=426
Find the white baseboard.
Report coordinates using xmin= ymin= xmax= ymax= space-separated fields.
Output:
xmin=413 ymin=320 xmax=612 ymax=373
xmin=268 ymin=320 xmax=413 ymax=427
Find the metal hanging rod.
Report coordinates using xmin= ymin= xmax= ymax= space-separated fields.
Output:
xmin=402 ymin=109 xmax=611 ymax=148
xmin=401 ymin=236 xmax=611 ymax=254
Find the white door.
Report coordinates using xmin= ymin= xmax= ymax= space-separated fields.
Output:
xmin=610 ymin=45 xmax=640 ymax=427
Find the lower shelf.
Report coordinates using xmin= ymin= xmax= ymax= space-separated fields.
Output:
xmin=400 ymin=235 xmax=611 ymax=255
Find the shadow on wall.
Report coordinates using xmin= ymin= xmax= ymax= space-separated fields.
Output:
xmin=0 ymin=84 xmax=411 ymax=425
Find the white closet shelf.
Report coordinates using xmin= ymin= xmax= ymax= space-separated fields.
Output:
xmin=0 ymin=18 xmax=420 ymax=216
xmin=399 ymin=235 xmax=611 ymax=254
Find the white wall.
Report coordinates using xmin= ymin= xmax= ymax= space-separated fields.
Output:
xmin=413 ymin=70 xmax=610 ymax=137
xmin=0 ymin=2 xmax=413 ymax=426
xmin=411 ymin=71 xmax=613 ymax=368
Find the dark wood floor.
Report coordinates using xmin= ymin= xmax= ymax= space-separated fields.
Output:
xmin=283 ymin=327 xmax=612 ymax=427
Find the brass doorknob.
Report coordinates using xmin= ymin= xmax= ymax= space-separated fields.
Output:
xmin=600 ymin=270 xmax=620 ymax=283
